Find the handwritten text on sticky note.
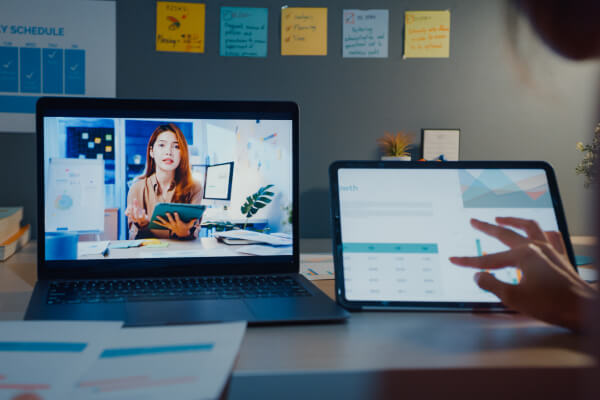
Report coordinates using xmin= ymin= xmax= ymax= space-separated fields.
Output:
xmin=156 ymin=1 xmax=205 ymax=53
xmin=404 ymin=10 xmax=450 ymax=58
xmin=220 ymin=7 xmax=268 ymax=57
xmin=343 ymin=9 xmax=389 ymax=58
xmin=281 ymin=7 xmax=327 ymax=56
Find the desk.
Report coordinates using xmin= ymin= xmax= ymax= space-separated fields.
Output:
xmin=1 ymin=241 xmax=596 ymax=399
xmin=78 ymin=237 xmax=291 ymax=259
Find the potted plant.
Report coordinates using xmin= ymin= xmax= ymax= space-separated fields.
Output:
xmin=241 ymin=184 xmax=275 ymax=230
xmin=575 ymin=123 xmax=600 ymax=188
xmin=377 ymin=131 xmax=414 ymax=161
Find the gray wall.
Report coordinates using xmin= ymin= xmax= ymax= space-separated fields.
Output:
xmin=1 ymin=0 xmax=598 ymax=239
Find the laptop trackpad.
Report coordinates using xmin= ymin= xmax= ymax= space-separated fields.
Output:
xmin=125 ymin=300 xmax=253 ymax=326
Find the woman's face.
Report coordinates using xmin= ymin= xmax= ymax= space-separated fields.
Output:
xmin=150 ymin=130 xmax=181 ymax=173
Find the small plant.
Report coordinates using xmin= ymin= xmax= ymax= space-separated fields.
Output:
xmin=575 ymin=123 xmax=600 ymax=188
xmin=377 ymin=131 xmax=414 ymax=157
xmin=241 ymin=184 xmax=275 ymax=229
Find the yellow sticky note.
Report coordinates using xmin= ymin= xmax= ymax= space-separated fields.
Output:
xmin=404 ymin=11 xmax=450 ymax=58
xmin=94 ymin=137 xmax=101 ymax=144
xmin=281 ymin=7 xmax=327 ymax=56
xmin=156 ymin=2 xmax=205 ymax=53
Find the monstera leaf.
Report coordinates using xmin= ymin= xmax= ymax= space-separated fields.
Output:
xmin=241 ymin=184 xmax=275 ymax=219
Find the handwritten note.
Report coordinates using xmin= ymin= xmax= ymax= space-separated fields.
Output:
xmin=156 ymin=1 xmax=205 ymax=53
xmin=343 ymin=9 xmax=389 ymax=58
xmin=281 ymin=7 xmax=327 ymax=56
xmin=404 ymin=10 xmax=450 ymax=58
xmin=220 ymin=7 xmax=268 ymax=57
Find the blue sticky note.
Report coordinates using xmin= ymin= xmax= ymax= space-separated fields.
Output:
xmin=65 ymin=49 xmax=85 ymax=95
xmin=0 ymin=47 xmax=18 ymax=92
xmin=220 ymin=7 xmax=268 ymax=57
xmin=20 ymin=47 xmax=41 ymax=93
xmin=43 ymin=48 xmax=63 ymax=94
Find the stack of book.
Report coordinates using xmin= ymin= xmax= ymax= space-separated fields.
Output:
xmin=0 ymin=206 xmax=30 ymax=261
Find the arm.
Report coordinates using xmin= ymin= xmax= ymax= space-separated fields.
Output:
xmin=124 ymin=181 xmax=150 ymax=239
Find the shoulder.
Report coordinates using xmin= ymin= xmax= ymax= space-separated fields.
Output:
xmin=190 ymin=179 xmax=203 ymax=195
xmin=129 ymin=176 xmax=152 ymax=196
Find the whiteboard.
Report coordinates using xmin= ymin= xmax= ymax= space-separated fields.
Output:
xmin=45 ymin=158 xmax=105 ymax=232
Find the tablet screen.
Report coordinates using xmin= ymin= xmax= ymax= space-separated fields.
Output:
xmin=337 ymin=168 xmax=561 ymax=303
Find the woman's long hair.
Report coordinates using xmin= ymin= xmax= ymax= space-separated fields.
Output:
xmin=142 ymin=123 xmax=194 ymax=203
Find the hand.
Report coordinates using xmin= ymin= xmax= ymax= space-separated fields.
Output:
xmin=154 ymin=212 xmax=198 ymax=239
xmin=449 ymin=217 xmax=597 ymax=332
xmin=125 ymin=199 xmax=149 ymax=228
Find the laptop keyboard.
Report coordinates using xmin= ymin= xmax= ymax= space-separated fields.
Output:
xmin=46 ymin=276 xmax=311 ymax=305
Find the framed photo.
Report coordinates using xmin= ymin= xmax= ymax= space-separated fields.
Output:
xmin=421 ymin=129 xmax=460 ymax=161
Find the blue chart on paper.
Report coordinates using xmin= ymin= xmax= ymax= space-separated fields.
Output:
xmin=0 ymin=46 xmax=86 ymax=113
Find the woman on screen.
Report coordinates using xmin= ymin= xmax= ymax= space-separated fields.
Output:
xmin=125 ymin=123 xmax=203 ymax=240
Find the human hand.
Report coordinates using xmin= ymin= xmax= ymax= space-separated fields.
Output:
xmin=125 ymin=199 xmax=149 ymax=228
xmin=154 ymin=212 xmax=198 ymax=239
xmin=449 ymin=217 xmax=596 ymax=332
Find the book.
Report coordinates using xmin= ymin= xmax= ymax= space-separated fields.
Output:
xmin=0 ymin=224 xmax=30 ymax=261
xmin=0 ymin=206 xmax=23 ymax=244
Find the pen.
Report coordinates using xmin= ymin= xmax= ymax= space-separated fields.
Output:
xmin=102 ymin=247 xmax=110 ymax=257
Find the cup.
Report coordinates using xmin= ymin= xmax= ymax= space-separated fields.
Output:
xmin=45 ymin=232 xmax=79 ymax=260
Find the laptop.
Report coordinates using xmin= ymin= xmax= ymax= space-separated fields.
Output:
xmin=329 ymin=160 xmax=576 ymax=311
xmin=25 ymin=97 xmax=349 ymax=326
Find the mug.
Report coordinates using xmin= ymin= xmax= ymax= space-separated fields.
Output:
xmin=45 ymin=232 xmax=79 ymax=260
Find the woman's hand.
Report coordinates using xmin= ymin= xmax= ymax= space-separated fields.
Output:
xmin=154 ymin=212 xmax=198 ymax=239
xmin=125 ymin=199 xmax=149 ymax=228
xmin=449 ymin=217 xmax=596 ymax=332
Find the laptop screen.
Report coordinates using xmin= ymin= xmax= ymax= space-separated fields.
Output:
xmin=337 ymin=167 xmax=567 ymax=303
xmin=41 ymin=101 xmax=295 ymax=267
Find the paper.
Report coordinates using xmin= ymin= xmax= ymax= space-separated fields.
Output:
xmin=0 ymin=321 xmax=122 ymax=400
xmin=422 ymin=129 xmax=460 ymax=161
xmin=108 ymin=239 xmax=144 ymax=249
xmin=156 ymin=1 xmax=205 ymax=53
xmin=404 ymin=10 xmax=450 ymax=58
xmin=0 ymin=0 xmax=116 ymax=133
xmin=220 ymin=7 xmax=268 ymax=57
xmin=343 ymin=10 xmax=389 ymax=58
xmin=215 ymin=230 xmax=292 ymax=246
xmin=236 ymin=245 xmax=292 ymax=256
xmin=78 ymin=241 xmax=109 ymax=257
xmin=72 ymin=322 xmax=246 ymax=400
xmin=281 ymin=7 xmax=327 ymax=56
xmin=300 ymin=253 xmax=335 ymax=281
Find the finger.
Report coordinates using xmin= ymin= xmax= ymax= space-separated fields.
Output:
xmin=545 ymin=231 xmax=567 ymax=255
xmin=474 ymin=272 xmax=517 ymax=306
xmin=165 ymin=212 xmax=175 ymax=224
xmin=156 ymin=216 xmax=167 ymax=224
xmin=153 ymin=220 xmax=168 ymax=228
xmin=449 ymin=246 xmax=530 ymax=269
xmin=173 ymin=212 xmax=182 ymax=223
xmin=470 ymin=218 xmax=527 ymax=248
xmin=495 ymin=217 xmax=546 ymax=242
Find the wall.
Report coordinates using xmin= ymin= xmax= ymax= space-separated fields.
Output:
xmin=1 ymin=0 xmax=598 ymax=238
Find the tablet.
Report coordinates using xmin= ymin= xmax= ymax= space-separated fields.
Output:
xmin=329 ymin=161 xmax=576 ymax=311
xmin=148 ymin=203 xmax=206 ymax=230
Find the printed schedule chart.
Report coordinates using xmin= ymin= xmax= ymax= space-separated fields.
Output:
xmin=0 ymin=46 xmax=85 ymax=97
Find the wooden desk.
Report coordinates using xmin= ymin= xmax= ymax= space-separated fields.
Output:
xmin=1 ymin=242 xmax=596 ymax=399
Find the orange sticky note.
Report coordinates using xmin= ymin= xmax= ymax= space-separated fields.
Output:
xmin=281 ymin=7 xmax=327 ymax=56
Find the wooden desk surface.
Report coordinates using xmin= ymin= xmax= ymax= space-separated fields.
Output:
xmin=0 ymin=242 xmax=595 ymax=376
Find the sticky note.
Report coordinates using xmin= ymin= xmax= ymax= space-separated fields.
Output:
xmin=281 ymin=7 xmax=327 ymax=56
xmin=105 ymin=134 xmax=112 ymax=141
xmin=94 ymin=137 xmax=101 ymax=144
xmin=156 ymin=1 xmax=205 ymax=53
xmin=220 ymin=7 xmax=268 ymax=57
xmin=404 ymin=10 xmax=450 ymax=58
xmin=105 ymin=145 xmax=112 ymax=153
xmin=343 ymin=9 xmax=389 ymax=58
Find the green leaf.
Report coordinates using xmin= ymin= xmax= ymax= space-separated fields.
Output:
xmin=258 ymin=197 xmax=272 ymax=203
xmin=254 ymin=201 xmax=266 ymax=208
xmin=250 ymin=207 xmax=259 ymax=214
xmin=263 ymin=191 xmax=275 ymax=197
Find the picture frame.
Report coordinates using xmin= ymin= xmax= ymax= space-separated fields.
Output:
xmin=421 ymin=129 xmax=460 ymax=161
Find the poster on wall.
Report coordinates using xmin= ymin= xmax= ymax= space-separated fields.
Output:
xmin=0 ymin=0 xmax=116 ymax=133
